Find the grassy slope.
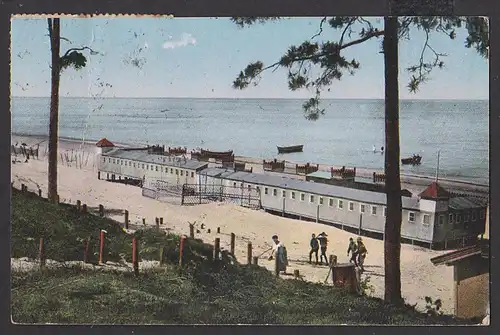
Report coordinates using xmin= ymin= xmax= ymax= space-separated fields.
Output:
xmin=11 ymin=188 xmax=466 ymax=325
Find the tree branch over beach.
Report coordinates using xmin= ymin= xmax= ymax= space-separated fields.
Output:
xmin=47 ymin=18 xmax=99 ymax=203
xmin=231 ymin=16 xmax=488 ymax=305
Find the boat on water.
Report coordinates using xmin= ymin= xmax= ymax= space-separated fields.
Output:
xmin=401 ymin=154 xmax=422 ymax=165
xmin=277 ymin=144 xmax=304 ymax=154
xmin=200 ymin=149 xmax=233 ymax=157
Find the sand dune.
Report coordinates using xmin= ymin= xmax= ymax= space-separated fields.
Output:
xmin=10 ymin=135 xmax=454 ymax=314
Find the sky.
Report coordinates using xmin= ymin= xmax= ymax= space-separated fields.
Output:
xmin=10 ymin=16 xmax=489 ymax=100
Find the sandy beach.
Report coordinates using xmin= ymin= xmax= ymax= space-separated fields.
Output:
xmin=11 ymin=134 xmax=455 ymax=313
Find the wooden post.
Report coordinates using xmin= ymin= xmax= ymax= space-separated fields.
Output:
xmin=124 ymin=210 xmax=129 ymax=229
xmin=156 ymin=218 xmax=160 ymax=231
xmin=21 ymin=184 xmax=25 ymax=192
xmin=38 ymin=189 xmax=42 ymax=197
xmin=373 ymin=172 xmax=376 ymax=182
xmin=98 ymin=171 xmax=101 ymax=180
xmin=82 ymin=204 xmax=87 ymax=214
xmin=316 ymin=205 xmax=319 ymax=223
xmin=282 ymin=197 xmax=285 ymax=217
xmin=189 ymin=224 xmax=194 ymax=238
xmin=214 ymin=238 xmax=221 ymax=261
xmin=160 ymin=217 xmax=164 ymax=225
xmin=359 ymin=214 xmax=363 ymax=236
xmin=76 ymin=200 xmax=81 ymax=211
xmin=179 ymin=236 xmax=185 ymax=266
xmin=99 ymin=230 xmax=105 ymax=265
xmin=132 ymin=237 xmax=139 ymax=276
xmin=142 ymin=218 xmax=146 ymax=226
xmin=99 ymin=204 xmax=104 ymax=217
xmin=252 ymin=256 xmax=258 ymax=265
xmin=217 ymin=227 xmax=220 ymax=234
xmin=83 ymin=238 xmax=89 ymax=263
xmin=329 ymin=254 xmax=337 ymax=267
xmin=275 ymin=255 xmax=279 ymax=276
xmin=160 ymin=246 xmax=166 ymax=266
xmin=39 ymin=237 xmax=45 ymax=269
xmin=230 ymin=233 xmax=235 ymax=254
xmin=247 ymin=242 xmax=252 ymax=265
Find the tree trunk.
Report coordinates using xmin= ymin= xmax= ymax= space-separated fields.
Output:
xmin=47 ymin=18 xmax=61 ymax=203
xmin=383 ymin=16 xmax=403 ymax=305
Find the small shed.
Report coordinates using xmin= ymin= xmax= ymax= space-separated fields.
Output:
xmin=430 ymin=240 xmax=489 ymax=321
xmin=96 ymin=138 xmax=115 ymax=154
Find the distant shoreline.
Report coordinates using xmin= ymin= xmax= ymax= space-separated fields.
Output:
xmin=12 ymin=133 xmax=489 ymax=189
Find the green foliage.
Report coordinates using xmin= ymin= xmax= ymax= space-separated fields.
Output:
xmin=424 ymin=296 xmax=443 ymax=317
xmin=59 ymin=51 xmax=87 ymax=72
xmin=232 ymin=16 xmax=489 ymax=120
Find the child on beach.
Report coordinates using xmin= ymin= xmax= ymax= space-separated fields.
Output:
xmin=347 ymin=237 xmax=358 ymax=266
xmin=317 ymin=232 xmax=328 ymax=265
xmin=309 ymin=233 xmax=319 ymax=264
xmin=356 ymin=237 xmax=368 ymax=272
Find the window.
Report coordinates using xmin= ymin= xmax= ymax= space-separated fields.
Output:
xmin=383 ymin=207 xmax=387 ymax=217
xmin=439 ymin=215 xmax=445 ymax=225
xmin=464 ymin=214 xmax=470 ymax=223
xmin=300 ymin=193 xmax=305 ymax=201
xmin=338 ymin=200 xmax=344 ymax=210
xmin=156 ymin=166 xmax=159 ymax=172
xmin=120 ymin=160 xmax=123 ymax=165
xmin=273 ymin=189 xmax=277 ymax=196
xmin=456 ymin=214 xmax=461 ymax=223
xmin=264 ymin=187 xmax=269 ymax=195
xmin=408 ymin=212 xmax=416 ymax=223
xmin=423 ymin=214 xmax=430 ymax=225
xmin=233 ymin=182 xmax=237 ymax=187
xmin=329 ymin=198 xmax=334 ymax=207
xmin=282 ymin=190 xmax=286 ymax=198
xmin=449 ymin=213 xmax=454 ymax=224
xmin=480 ymin=210 xmax=485 ymax=219
xmin=142 ymin=164 xmax=145 ymax=169
xmin=129 ymin=161 xmax=132 ymax=166
xmin=348 ymin=202 xmax=354 ymax=211
xmin=170 ymin=168 xmax=173 ymax=174
xmin=256 ymin=186 xmax=260 ymax=193
xmin=360 ymin=204 xmax=365 ymax=213
xmin=371 ymin=206 xmax=377 ymax=215
xmin=241 ymin=183 xmax=244 ymax=188
xmin=180 ymin=170 xmax=184 ymax=176
xmin=191 ymin=172 xmax=194 ymax=178
xmin=472 ymin=211 xmax=477 ymax=221
xmin=310 ymin=195 xmax=315 ymax=203
xmin=319 ymin=197 xmax=324 ymax=205
xmin=248 ymin=185 xmax=252 ymax=190
xmin=133 ymin=163 xmax=136 ymax=168
xmin=291 ymin=192 xmax=296 ymax=200
xmin=113 ymin=159 xmax=116 ymax=164
xmin=176 ymin=169 xmax=179 ymax=175
xmin=102 ymin=157 xmax=105 ymax=162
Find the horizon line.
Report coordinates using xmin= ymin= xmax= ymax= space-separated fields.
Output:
xmin=11 ymin=96 xmax=490 ymax=101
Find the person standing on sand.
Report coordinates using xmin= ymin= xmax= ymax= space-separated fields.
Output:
xmin=268 ymin=235 xmax=289 ymax=274
xmin=347 ymin=237 xmax=358 ymax=266
xmin=309 ymin=233 xmax=319 ymax=264
xmin=356 ymin=237 xmax=368 ymax=272
xmin=317 ymin=232 xmax=329 ymax=265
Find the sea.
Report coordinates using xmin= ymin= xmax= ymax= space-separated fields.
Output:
xmin=11 ymin=97 xmax=489 ymax=185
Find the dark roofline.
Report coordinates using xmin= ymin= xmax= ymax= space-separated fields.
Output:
xmin=430 ymin=243 xmax=489 ymax=266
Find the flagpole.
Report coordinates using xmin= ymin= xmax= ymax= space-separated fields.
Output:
xmin=435 ymin=150 xmax=440 ymax=183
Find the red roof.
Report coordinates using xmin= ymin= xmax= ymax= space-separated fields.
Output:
xmin=96 ymin=138 xmax=115 ymax=148
xmin=419 ymin=182 xmax=450 ymax=200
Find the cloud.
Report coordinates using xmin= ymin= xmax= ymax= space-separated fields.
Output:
xmin=162 ymin=33 xmax=197 ymax=49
